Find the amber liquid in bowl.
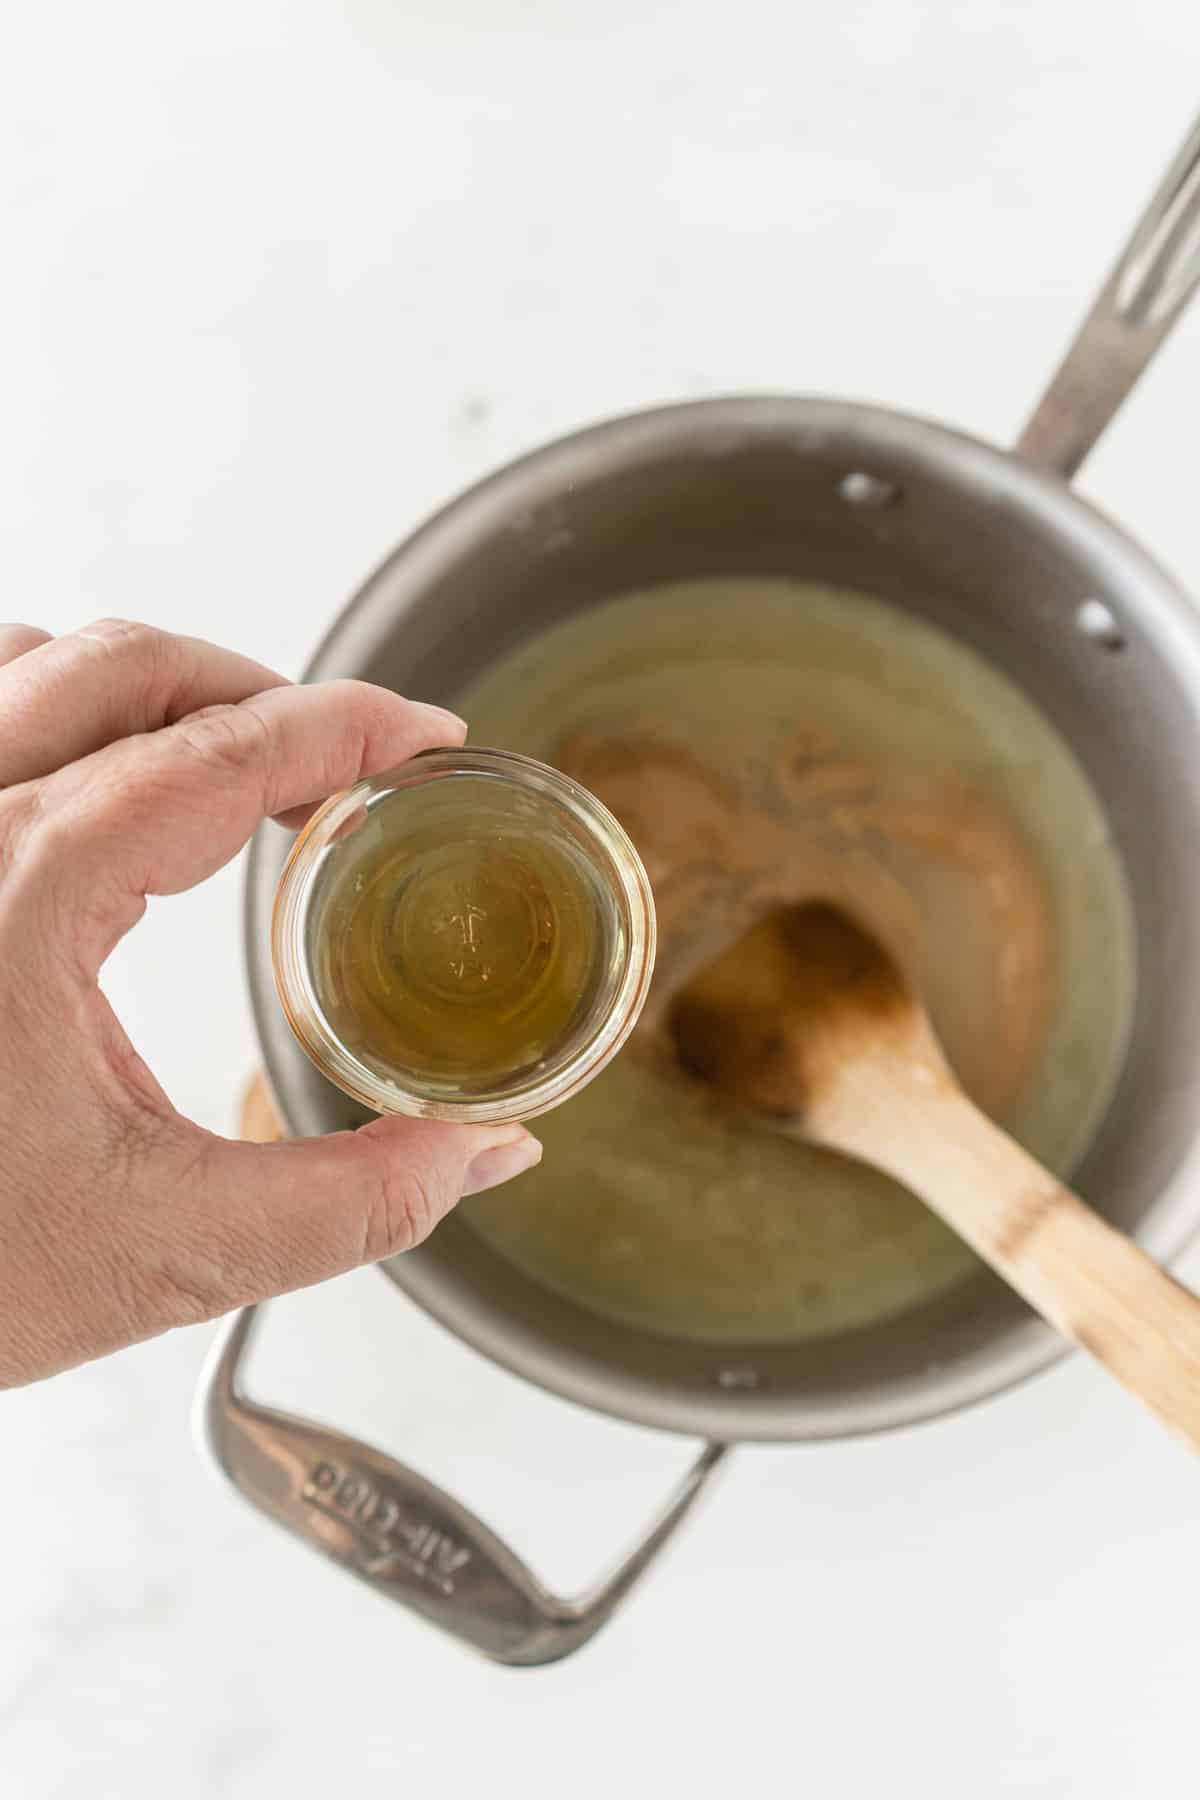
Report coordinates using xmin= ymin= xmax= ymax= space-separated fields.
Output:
xmin=303 ymin=776 xmax=622 ymax=1104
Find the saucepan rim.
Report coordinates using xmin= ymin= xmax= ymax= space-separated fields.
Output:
xmin=247 ymin=393 xmax=1200 ymax=1442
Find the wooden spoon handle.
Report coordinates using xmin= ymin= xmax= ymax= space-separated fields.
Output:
xmin=239 ymin=1071 xmax=285 ymax=1144
xmin=827 ymin=1069 xmax=1200 ymax=1451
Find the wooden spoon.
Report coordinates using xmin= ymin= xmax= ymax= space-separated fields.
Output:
xmin=669 ymin=900 xmax=1200 ymax=1450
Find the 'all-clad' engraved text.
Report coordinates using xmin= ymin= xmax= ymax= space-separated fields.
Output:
xmin=302 ymin=1460 xmax=471 ymax=1595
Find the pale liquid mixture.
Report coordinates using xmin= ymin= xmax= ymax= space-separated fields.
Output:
xmin=457 ymin=580 xmax=1136 ymax=1343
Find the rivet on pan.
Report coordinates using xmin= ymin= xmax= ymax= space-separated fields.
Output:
xmin=839 ymin=471 xmax=901 ymax=507
xmin=1075 ymin=598 xmax=1126 ymax=652
xmin=715 ymin=1365 xmax=763 ymax=1390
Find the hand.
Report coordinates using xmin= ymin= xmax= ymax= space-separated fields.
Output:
xmin=0 ymin=620 xmax=542 ymax=1387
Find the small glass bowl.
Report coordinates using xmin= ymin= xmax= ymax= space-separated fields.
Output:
xmin=271 ymin=747 xmax=656 ymax=1123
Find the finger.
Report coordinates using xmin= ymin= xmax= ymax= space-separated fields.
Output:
xmin=0 ymin=624 xmax=53 ymax=670
xmin=135 ymin=1116 xmax=542 ymax=1327
xmin=0 ymin=618 xmax=289 ymax=787
xmin=24 ymin=679 xmax=466 ymax=969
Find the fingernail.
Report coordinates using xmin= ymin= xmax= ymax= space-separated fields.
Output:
xmin=415 ymin=702 xmax=468 ymax=740
xmin=463 ymin=1132 xmax=542 ymax=1196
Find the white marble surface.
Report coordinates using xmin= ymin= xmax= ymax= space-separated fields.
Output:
xmin=4 ymin=3 xmax=1200 ymax=1794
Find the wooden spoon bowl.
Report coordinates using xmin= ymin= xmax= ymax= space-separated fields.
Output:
xmin=670 ymin=901 xmax=1200 ymax=1453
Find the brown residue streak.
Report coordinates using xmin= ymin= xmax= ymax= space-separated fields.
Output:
xmin=992 ymin=1181 xmax=1066 ymax=1264
xmin=555 ymin=733 xmax=743 ymax=888
xmin=557 ymin=725 xmax=1055 ymax=1123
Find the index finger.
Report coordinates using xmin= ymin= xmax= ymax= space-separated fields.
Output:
xmin=20 ymin=680 xmax=467 ymax=971
xmin=0 ymin=620 xmax=290 ymax=788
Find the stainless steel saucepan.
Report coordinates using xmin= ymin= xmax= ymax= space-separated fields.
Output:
xmin=199 ymin=118 xmax=1200 ymax=1665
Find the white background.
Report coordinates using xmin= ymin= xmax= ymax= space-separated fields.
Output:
xmin=4 ymin=3 xmax=1200 ymax=1795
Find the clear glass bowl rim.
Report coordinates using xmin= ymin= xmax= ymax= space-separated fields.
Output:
xmin=270 ymin=746 xmax=657 ymax=1123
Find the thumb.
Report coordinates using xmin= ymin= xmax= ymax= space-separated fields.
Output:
xmin=148 ymin=1116 xmax=541 ymax=1323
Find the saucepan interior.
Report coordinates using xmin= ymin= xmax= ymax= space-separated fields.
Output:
xmin=247 ymin=397 xmax=1200 ymax=1441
